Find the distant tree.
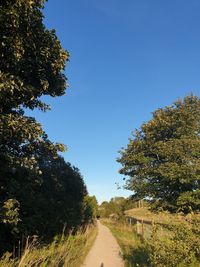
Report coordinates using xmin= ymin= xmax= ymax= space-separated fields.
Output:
xmin=83 ymin=196 xmax=98 ymax=222
xmin=110 ymin=197 xmax=126 ymax=216
xmin=98 ymin=197 xmax=136 ymax=218
xmin=98 ymin=201 xmax=110 ymax=218
xmin=118 ymin=96 xmax=200 ymax=212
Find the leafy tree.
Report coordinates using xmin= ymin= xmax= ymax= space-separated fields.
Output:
xmin=0 ymin=112 xmax=89 ymax=253
xmin=99 ymin=197 xmax=136 ymax=218
xmin=98 ymin=201 xmax=110 ymax=218
xmin=0 ymin=0 xmax=68 ymax=112
xmin=0 ymin=0 xmax=68 ymax=200
xmin=0 ymin=0 xmax=89 ymax=255
xmin=18 ymin=156 xmax=88 ymax=238
xmin=118 ymin=96 xmax=200 ymax=212
xmin=83 ymin=196 xmax=98 ymax=222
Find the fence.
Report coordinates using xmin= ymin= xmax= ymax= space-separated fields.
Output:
xmin=125 ymin=216 xmax=169 ymax=240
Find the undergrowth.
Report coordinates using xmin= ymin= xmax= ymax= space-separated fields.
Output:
xmin=101 ymin=219 xmax=150 ymax=267
xmin=102 ymin=216 xmax=200 ymax=267
xmin=0 ymin=224 xmax=97 ymax=267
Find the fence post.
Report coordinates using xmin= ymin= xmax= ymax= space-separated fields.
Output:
xmin=151 ymin=220 xmax=154 ymax=237
xmin=136 ymin=220 xmax=139 ymax=235
xmin=141 ymin=219 xmax=144 ymax=238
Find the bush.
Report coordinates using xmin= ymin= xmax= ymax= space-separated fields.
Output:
xmin=102 ymin=214 xmax=200 ymax=267
xmin=148 ymin=218 xmax=200 ymax=267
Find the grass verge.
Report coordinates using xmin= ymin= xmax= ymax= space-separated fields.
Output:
xmin=101 ymin=219 xmax=149 ymax=267
xmin=101 ymin=218 xmax=200 ymax=267
xmin=0 ymin=223 xmax=97 ymax=267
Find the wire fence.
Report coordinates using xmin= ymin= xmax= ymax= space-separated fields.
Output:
xmin=125 ymin=216 xmax=168 ymax=240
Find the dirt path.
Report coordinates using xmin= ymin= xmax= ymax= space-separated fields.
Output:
xmin=81 ymin=220 xmax=124 ymax=267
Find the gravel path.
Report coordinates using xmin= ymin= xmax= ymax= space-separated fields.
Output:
xmin=81 ymin=220 xmax=124 ymax=267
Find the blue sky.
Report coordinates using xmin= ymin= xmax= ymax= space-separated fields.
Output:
xmin=28 ymin=0 xmax=200 ymax=203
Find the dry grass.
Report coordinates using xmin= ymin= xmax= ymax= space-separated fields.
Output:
xmin=125 ymin=207 xmax=200 ymax=225
xmin=0 ymin=224 xmax=97 ymax=267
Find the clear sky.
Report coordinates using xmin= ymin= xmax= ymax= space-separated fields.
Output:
xmin=28 ymin=0 xmax=200 ymax=203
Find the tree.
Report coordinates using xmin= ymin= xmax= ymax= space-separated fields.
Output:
xmin=83 ymin=196 xmax=98 ymax=222
xmin=98 ymin=197 xmax=136 ymax=218
xmin=17 ymin=156 xmax=88 ymax=239
xmin=0 ymin=0 xmax=68 ymax=112
xmin=0 ymin=0 xmax=68 ymax=185
xmin=118 ymin=96 xmax=200 ymax=212
xmin=0 ymin=0 xmax=89 ymax=255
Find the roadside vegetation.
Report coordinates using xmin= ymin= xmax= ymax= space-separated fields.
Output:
xmin=1 ymin=0 xmax=200 ymax=265
xmin=102 ymin=215 xmax=200 ymax=267
xmin=0 ymin=224 xmax=97 ymax=267
xmin=110 ymin=95 xmax=200 ymax=266
xmin=98 ymin=197 xmax=139 ymax=218
xmin=100 ymin=199 xmax=200 ymax=267
xmin=101 ymin=218 xmax=149 ymax=267
xmin=0 ymin=0 xmax=98 ymax=264
xmin=125 ymin=207 xmax=199 ymax=224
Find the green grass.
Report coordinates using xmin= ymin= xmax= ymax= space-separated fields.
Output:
xmin=0 ymin=224 xmax=97 ymax=267
xmin=101 ymin=218 xmax=200 ymax=267
xmin=101 ymin=219 xmax=149 ymax=267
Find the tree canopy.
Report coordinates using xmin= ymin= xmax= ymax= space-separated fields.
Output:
xmin=118 ymin=96 xmax=200 ymax=212
xmin=0 ymin=0 xmax=68 ymax=112
xmin=99 ymin=197 xmax=136 ymax=218
xmin=83 ymin=195 xmax=98 ymax=222
xmin=0 ymin=0 xmax=93 ymax=256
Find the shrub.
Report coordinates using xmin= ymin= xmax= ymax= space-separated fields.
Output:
xmin=148 ymin=218 xmax=200 ymax=267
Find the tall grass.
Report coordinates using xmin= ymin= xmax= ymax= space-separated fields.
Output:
xmin=101 ymin=219 xmax=149 ymax=267
xmin=0 ymin=224 xmax=97 ymax=267
xmin=102 ymin=218 xmax=200 ymax=267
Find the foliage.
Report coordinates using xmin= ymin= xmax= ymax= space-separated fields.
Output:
xmin=118 ymin=95 xmax=200 ymax=212
xmin=99 ymin=197 xmax=136 ymax=218
xmin=125 ymin=207 xmax=190 ymax=225
xmin=0 ymin=131 xmax=90 ymax=253
xmin=102 ymin=219 xmax=150 ymax=267
xmin=83 ymin=196 xmax=98 ymax=222
xmin=103 ymin=215 xmax=200 ymax=267
xmin=1 ymin=199 xmax=20 ymax=226
xmin=0 ymin=0 xmax=68 ymax=112
xmin=0 ymin=224 xmax=97 ymax=267
xmin=0 ymin=0 xmax=93 ymax=257
xmin=148 ymin=218 xmax=200 ymax=267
